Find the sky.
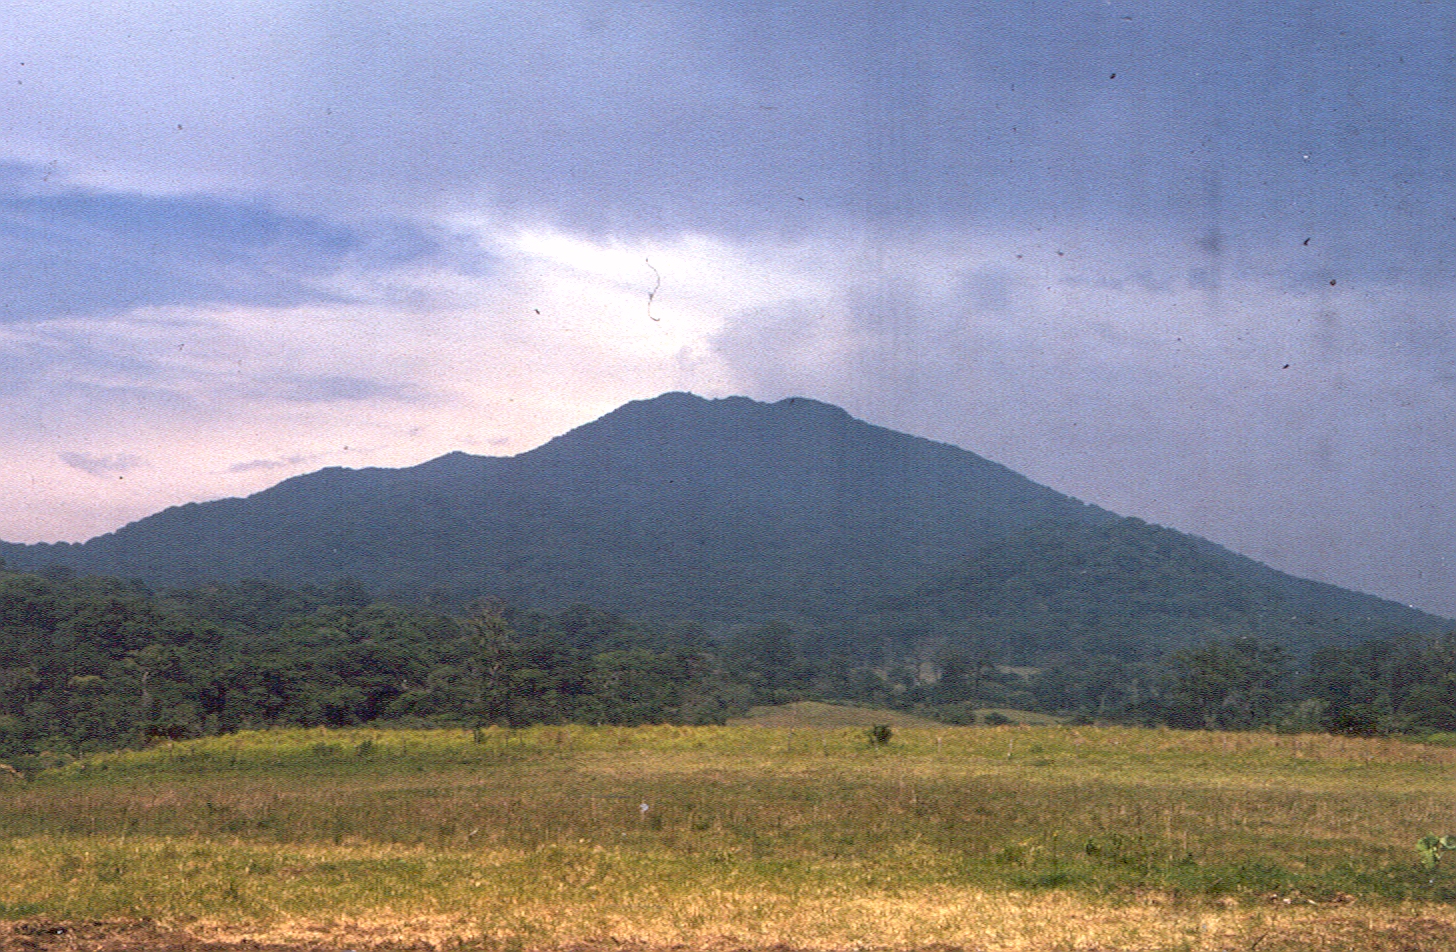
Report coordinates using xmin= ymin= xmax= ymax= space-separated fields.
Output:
xmin=3 ymin=0 xmax=1455 ymax=617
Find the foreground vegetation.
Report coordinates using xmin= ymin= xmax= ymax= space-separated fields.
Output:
xmin=1 ymin=721 xmax=1454 ymax=950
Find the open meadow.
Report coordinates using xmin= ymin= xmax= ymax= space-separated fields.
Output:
xmin=1 ymin=715 xmax=1455 ymax=951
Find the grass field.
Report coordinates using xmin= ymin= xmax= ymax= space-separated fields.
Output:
xmin=2 ymin=715 xmax=1455 ymax=951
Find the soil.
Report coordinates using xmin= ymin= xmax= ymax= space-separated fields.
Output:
xmin=5 ymin=918 xmax=1456 ymax=952
xmin=0 ymin=925 xmax=929 ymax=952
xmin=0 ymin=920 xmax=302 ymax=952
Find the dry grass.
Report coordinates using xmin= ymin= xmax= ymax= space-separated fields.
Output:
xmin=2 ymin=722 xmax=1454 ymax=950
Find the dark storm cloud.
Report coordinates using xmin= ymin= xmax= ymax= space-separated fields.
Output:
xmin=282 ymin=0 xmax=1456 ymax=259
xmin=0 ymin=171 xmax=442 ymax=321
xmin=11 ymin=3 xmax=1451 ymax=272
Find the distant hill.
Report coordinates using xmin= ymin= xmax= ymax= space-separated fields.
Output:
xmin=2 ymin=392 xmax=1444 ymax=659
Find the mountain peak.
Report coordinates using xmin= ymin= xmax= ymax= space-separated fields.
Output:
xmin=592 ymin=391 xmax=849 ymax=425
xmin=601 ymin=391 xmax=851 ymax=420
xmin=0 ymin=392 xmax=1442 ymax=642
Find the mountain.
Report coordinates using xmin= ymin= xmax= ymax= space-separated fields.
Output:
xmin=882 ymin=517 xmax=1441 ymax=662
xmin=1 ymin=393 xmax=1444 ymax=655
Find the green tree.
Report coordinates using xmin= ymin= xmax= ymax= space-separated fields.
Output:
xmin=1162 ymin=637 xmax=1291 ymax=730
xmin=467 ymin=598 xmax=518 ymax=727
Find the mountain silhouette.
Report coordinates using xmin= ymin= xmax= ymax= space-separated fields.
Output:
xmin=1 ymin=393 xmax=1442 ymax=648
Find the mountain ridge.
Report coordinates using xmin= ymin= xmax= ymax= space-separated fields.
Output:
xmin=1 ymin=392 xmax=1444 ymax=649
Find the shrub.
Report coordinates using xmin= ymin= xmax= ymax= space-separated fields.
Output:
xmin=1417 ymin=835 xmax=1456 ymax=871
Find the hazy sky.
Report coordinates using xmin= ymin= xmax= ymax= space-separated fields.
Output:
xmin=4 ymin=1 xmax=1455 ymax=616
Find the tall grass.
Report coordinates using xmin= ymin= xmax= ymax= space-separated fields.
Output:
xmin=2 ymin=723 xmax=1455 ymax=950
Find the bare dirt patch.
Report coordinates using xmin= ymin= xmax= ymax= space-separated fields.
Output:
xmin=0 ymin=920 xmax=384 ymax=952
xmin=5 ymin=918 xmax=1456 ymax=952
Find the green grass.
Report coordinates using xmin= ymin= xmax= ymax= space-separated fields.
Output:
xmin=2 ymin=722 xmax=1455 ymax=950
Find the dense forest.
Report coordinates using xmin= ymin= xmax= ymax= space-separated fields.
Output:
xmin=2 ymin=562 xmax=1453 ymax=770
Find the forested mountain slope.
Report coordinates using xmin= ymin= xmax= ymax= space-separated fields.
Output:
xmin=1 ymin=393 xmax=1442 ymax=648
xmin=1 ymin=394 xmax=1100 ymax=621
xmin=870 ymin=517 xmax=1434 ymax=664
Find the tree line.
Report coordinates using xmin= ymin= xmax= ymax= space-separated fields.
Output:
xmin=0 ymin=564 xmax=1453 ymax=768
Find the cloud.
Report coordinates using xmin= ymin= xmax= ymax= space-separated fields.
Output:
xmin=265 ymin=374 xmax=431 ymax=404
xmin=59 ymin=452 xmax=144 ymax=477
xmin=226 ymin=455 xmax=316 ymax=474
xmin=6 ymin=1 xmax=1451 ymax=252
xmin=0 ymin=172 xmax=442 ymax=322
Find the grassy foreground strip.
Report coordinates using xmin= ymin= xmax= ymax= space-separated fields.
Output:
xmin=1 ymin=722 xmax=1455 ymax=951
